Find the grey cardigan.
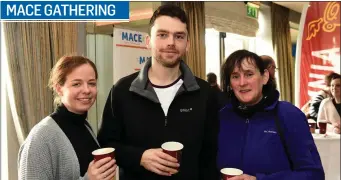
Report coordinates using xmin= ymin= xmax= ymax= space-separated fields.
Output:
xmin=18 ymin=116 xmax=99 ymax=180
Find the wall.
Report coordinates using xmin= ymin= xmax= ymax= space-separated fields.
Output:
xmin=86 ymin=25 xmax=149 ymax=131
xmin=255 ymin=3 xmax=274 ymax=57
xmin=205 ymin=2 xmax=259 ymax=37
xmin=7 ymin=94 xmax=19 ymax=180
xmin=205 ymin=28 xmax=221 ymax=84
xmin=86 ymin=34 xmax=113 ymax=133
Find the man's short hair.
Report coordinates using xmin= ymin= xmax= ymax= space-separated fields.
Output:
xmin=207 ymin=72 xmax=217 ymax=84
xmin=149 ymin=4 xmax=189 ymax=34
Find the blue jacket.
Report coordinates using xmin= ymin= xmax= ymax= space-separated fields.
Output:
xmin=217 ymin=94 xmax=324 ymax=180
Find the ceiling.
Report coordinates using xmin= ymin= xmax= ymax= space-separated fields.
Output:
xmin=89 ymin=1 xmax=304 ymax=43
xmin=273 ymin=2 xmax=308 ymax=13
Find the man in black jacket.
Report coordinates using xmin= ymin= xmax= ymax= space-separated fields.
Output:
xmin=97 ymin=5 xmax=219 ymax=180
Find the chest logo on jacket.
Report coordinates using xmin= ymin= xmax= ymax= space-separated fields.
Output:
xmin=180 ymin=108 xmax=192 ymax=112
xmin=264 ymin=130 xmax=277 ymax=134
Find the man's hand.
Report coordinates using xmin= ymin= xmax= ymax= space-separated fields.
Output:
xmin=140 ymin=148 xmax=179 ymax=176
xmin=88 ymin=157 xmax=117 ymax=180
xmin=229 ymin=174 xmax=256 ymax=180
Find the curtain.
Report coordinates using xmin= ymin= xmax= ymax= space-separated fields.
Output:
xmin=162 ymin=2 xmax=206 ymax=79
xmin=271 ymin=3 xmax=295 ymax=103
xmin=3 ymin=22 xmax=79 ymax=142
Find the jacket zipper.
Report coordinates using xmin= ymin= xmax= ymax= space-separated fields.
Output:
xmin=164 ymin=89 xmax=186 ymax=127
xmin=164 ymin=116 xmax=168 ymax=126
xmin=241 ymin=118 xmax=250 ymax=170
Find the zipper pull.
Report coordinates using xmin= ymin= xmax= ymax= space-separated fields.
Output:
xmin=246 ymin=118 xmax=249 ymax=124
xmin=165 ymin=116 xmax=168 ymax=126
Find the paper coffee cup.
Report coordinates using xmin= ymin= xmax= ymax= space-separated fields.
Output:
xmin=221 ymin=168 xmax=243 ymax=180
xmin=318 ymin=121 xmax=328 ymax=134
xmin=308 ymin=119 xmax=317 ymax=133
xmin=161 ymin=141 xmax=183 ymax=167
xmin=92 ymin=147 xmax=115 ymax=162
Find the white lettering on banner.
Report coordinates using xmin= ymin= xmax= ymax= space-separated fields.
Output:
xmin=7 ymin=5 xmax=16 ymax=15
xmin=6 ymin=4 xmax=42 ymax=16
xmin=5 ymin=4 xmax=116 ymax=17
xmin=53 ymin=5 xmax=62 ymax=16
xmin=311 ymin=48 xmax=340 ymax=73
xmin=44 ymin=4 xmax=53 ymax=16
xmin=309 ymin=73 xmax=325 ymax=79
xmin=308 ymin=79 xmax=326 ymax=89
xmin=306 ymin=48 xmax=340 ymax=98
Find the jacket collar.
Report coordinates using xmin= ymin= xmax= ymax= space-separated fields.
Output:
xmin=129 ymin=59 xmax=200 ymax=103
xmin=220 ymin=90 xmax=280 ymax=112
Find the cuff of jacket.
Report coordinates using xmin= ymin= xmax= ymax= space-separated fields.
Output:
xmin=117 ymin=146 xmax=146 ymax=173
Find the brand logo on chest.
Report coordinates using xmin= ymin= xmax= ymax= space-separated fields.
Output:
xmin=180 ymin=108 xmax=192 ymax=112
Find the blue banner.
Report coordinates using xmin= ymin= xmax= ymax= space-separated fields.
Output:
xmin=1 ymin=1 xmax=129 ymax=20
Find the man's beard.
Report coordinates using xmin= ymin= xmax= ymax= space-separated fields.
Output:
xmin=155 ymin=55 xmax=182 ymax=68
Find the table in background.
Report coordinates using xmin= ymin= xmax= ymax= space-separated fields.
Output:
xmin=313 ymin=131 xmax=340 ymax=180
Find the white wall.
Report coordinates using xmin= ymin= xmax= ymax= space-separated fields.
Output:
xmin=255 ymin=4 xmax=274 ymax=57
xmin=7 ymin=94 xmax=20 ymax=180
xmin=205 ymin=28 xmax=221 ymax=84
xmin=255 ymin=4 xmax=280 ymax=93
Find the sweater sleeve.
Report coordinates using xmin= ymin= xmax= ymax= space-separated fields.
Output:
xmin=317 ymin=99 xmax=328 ymax=124
xmin=97 ymin=86 xmax=146 ymax=173
xmin=18 ymin=128 xmax=54 ymax=180
xmin=256 ymin=103 xmax=324 ymax=180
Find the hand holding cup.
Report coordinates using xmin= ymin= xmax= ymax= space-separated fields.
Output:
xmin=88 ymin=148 xmax=117 ymax=180
xmin=140 ymin=148 xmax=179 ymax=176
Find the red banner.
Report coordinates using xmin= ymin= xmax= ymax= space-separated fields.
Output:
xmin=299 ymin=2 xmax=340 ymax=107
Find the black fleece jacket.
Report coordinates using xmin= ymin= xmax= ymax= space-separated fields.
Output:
xmin=97 ymin=60 xmax=219 ymax=180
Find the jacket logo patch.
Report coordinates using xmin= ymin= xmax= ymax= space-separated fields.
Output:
xmin=180 ymin=108 xmax=192 ymax=112
xmin=264 ymin=130 xmax=277 ymax=134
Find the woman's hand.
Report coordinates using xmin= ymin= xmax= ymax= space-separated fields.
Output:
xmin=229 ymin=174 xmax=256 ymax=180
xmin=332 ymin=122 xmax=340 ymax=134
xmin=88 ymin=157 xmax=117 ymax=180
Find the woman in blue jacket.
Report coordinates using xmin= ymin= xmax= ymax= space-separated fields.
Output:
xmin=218 ymin=50 xmax=324 ymax=180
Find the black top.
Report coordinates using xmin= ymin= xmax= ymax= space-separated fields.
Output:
xmin=332 ymin=99 xmax=341 ymax=117
xmin=51 ymin=104 xmax=100 ymax=176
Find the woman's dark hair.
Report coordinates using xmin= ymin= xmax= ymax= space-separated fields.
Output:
xmin=325 ymin=72 xmax=339 ymax=86
xmin=221 ymin=50 xmax=276 ymax=96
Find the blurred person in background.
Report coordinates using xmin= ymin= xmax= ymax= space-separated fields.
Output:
xmin=260 ymin=55 xmax=277 ymax=90
xmin=207 ymin=72 xmax=221 ymax=92
xmin=317 ymin=73 xmax=341 ymax=134
xmin=309 ymin=72 xmax=338 ymax=122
